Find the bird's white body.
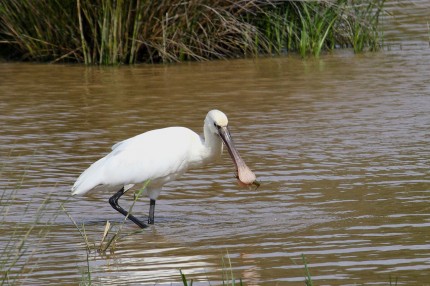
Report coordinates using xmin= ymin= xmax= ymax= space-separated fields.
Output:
xmin=72 ymin=126 xmax=223 ymax=200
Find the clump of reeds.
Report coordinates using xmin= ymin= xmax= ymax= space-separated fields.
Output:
xmin=253 ymin=1 xmax=341 ymax=57
xmin=253 ymin=0 xmax=385 ymax=57
xmin=0 ymin=0 xmax=385 ymax=64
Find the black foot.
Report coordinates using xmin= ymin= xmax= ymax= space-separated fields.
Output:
xmin=109 ymin=187 xmax=149 ymax=229
xmin=148 ymin=199 xmax=156 ymax=224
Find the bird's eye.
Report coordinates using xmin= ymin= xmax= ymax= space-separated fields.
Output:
xmin=214 ymin=122 xmax=218 ymax=128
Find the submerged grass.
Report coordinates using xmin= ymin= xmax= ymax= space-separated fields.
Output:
xmin=0 ymin=0 xmax=385 ymax=64
xmin=62 ymin=180 xmax=150 ymax=256
xmin=0 ymin=189 xmax=57 ymax=285
xmin=178 ymin=251 xmax=245 ymax=286
xmin=178 ymin=253 xmax=313 ymax=286
xmin=302 ymin=254 xmax=314 ymax=286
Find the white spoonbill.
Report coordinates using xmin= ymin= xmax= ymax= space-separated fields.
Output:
xmin=71 ymin=110 xmax=258 ymax=228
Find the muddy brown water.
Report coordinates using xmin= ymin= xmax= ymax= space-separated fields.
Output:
xmin=1 ymin=1 xmax=430 ymax=285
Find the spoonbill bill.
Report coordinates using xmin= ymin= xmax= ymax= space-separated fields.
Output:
xmin=71 ymin=110 xmax=258 ymax=228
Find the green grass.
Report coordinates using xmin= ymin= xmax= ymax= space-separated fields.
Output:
xmin=346 ymin=0 xmax=385 ymax=53
xmin=0 ymin=0 xmax=385 ymax=64
xmin=253 ymin=0 xmax=386 ymax=57
xmin=302 ymin=254 xmax=314 ymax=286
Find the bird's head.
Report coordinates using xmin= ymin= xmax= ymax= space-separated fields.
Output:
xmin=205 ymin=109 xmax=228 ymax=135
xmin=204 ymin=109 xmax=258 ymax=187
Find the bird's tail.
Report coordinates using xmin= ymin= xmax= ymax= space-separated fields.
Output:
xmin=71 ymin=157 xmax=106 ymax=196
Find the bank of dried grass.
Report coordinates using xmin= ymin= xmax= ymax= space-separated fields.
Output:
xmin=0 ymin=0 xmax=385 ymax=64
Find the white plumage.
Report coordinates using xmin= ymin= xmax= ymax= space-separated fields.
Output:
xmin=72 ymin=127 xmax=209 ymax=199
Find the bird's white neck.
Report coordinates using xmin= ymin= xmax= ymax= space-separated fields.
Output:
xmin=202 ymin=124 xmax=223 ymax=162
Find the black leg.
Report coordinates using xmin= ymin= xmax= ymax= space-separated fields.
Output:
xmin=109 ymin=187 xmax=148 ymax=229
xmin=148 ymin=199 xmax=156 ymax=224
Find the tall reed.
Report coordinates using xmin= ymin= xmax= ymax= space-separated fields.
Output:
xmin=0 ymin=0 xmax=385 ymax=64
